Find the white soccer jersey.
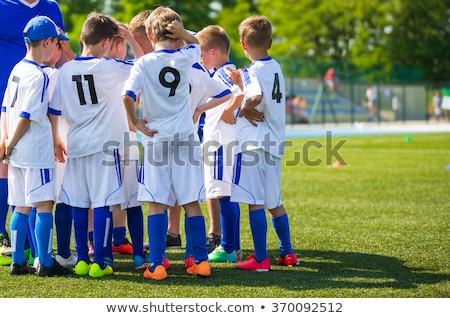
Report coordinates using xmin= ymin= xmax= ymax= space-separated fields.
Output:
xmin=2 ymin=59 xmax=57 ymax=168
xmin=122 ymin=44 xmax=200 ymax=143
xmin=189 ymin=62 xmax=231 ymax=118
xmin=203 ymin=62 xmax=242 ymax=144
xmin=51 ymin=56 xmax=132 ymax=158
xmin=236 ymin=57 xmax=286 ymax=158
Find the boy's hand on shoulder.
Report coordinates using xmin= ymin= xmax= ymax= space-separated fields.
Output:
xmin=239 ymin=107 xmax=264 ymax=127
xmin=226 ymin=67 xmax=242 ymax=89
xmin=134 ymin=118 xmax=158 ymax=137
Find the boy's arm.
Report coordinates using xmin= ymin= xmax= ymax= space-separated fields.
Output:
xmin=193 ymin=93 xmax=232 ymax=124
xmin=166 ymin=20 xmax=199 ymax=45
xmin=4 ymin=117 xmax=31 ymax=159
xmin=48 ymin=113 xmax=66 ymax=163
xmin=122 ymin=95 xmax=158 ymax=137
xmin=221 ymin=94 xmax=244 ymax=124
xmin=0 ymin=110 xmax=7 ymax=160
xmin=239 ymin=95 xmax=265 ymax=127
xmin=118 ymin=25 xmax=145 ymax=59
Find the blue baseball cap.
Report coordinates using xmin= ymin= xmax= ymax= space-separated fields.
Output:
xmin=23 ymin=16 xmax=69 ymax=43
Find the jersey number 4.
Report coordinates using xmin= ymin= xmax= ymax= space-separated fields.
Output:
xmin=272 ymin=73 xmax=282 ymax=103
xmin=72 ymin=74 xmax=98 ymax=105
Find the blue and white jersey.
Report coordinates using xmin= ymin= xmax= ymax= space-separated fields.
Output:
xmin=51 ymin=56 xmax=132 ymax=158
xmin=236 ymin=57 xmax=286 ymax=158
xmin=122 ymin=44 xmax=200 ymax=143
xmin=0 ymin=0 xmax=65 ymax=105
xmin=2 ymin=59 xmax=57 ymax=168
xmin=203 ymin=61 xmax=242 ymax=143
xmin=189 ymin=62 xmax=231 ymax=120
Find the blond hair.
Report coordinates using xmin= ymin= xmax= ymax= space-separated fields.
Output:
xmin=144 ymin=6 xmax=182 ymax=43
xmin=196 ymin=25 xmax=230 ymax=55
xmin=129 ymin=10 xmax=152 ymax=35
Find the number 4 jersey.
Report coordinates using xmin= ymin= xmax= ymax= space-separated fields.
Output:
xmin=237 ymin=57 xmax=286 ymax=158
xmin=51 ymin=56 xmax=132 ymax=159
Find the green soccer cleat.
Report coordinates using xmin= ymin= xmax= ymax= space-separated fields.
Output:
xmin=88 ymin=262 xmax=113 ymax=278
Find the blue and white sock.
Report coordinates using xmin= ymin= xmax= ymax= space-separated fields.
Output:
xmin=93 ymin=206 xmax=111 ymax=268
xmin=36 ymin=212 xmax=53 ymax=267
xmin=27 ymin=207 xmax=38 ymax=258
xmin=10 ymin=211 xmax=28 ymax=265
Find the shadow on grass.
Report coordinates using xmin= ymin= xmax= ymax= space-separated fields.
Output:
xmin=109 ymin=249 xmax=449 ymax=293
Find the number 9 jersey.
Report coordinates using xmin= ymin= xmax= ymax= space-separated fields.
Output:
xmin=122 ymin=44 xmax=200 ymax=143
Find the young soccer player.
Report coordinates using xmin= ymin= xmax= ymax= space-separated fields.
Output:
xmin=51 ymin=12 xmax=133 ymax=278
xmin=228 ymin=16 xmax=300 ymax=271
xmin=0 ymin=15 xmax=71 ymax=276
xmin=196 ymin=25 xmax=245 ymax=261
xmin=122 ymin=6 xmax=210 ymax=280
xmin=105 ymin=22 xmax=149 ymax=269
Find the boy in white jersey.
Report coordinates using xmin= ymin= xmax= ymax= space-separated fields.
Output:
xmin=122 ymin=6 xmax=210 ymax=280
xmin=0 ymin=16 xmax=71 ymax=276
xmin=196 ymin=25 xmax=244 ymax=261
xmin=51 ymin=12 xmax=132 ymax=278
xmin=228 ymin=16 xmax=300 ymax=271
xmin=105 ymin=22 xmax=149 ymax=270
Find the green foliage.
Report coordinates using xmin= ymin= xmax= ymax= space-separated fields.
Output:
xmin=58 ymin=0 xmax=449 ymax=82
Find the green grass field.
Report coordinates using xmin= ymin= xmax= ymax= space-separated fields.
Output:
xmin=0 ymin=133 xmax=448 ymax=298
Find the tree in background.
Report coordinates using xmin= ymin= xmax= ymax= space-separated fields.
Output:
xmin=59 ymin=0 xmax=449 ymax=82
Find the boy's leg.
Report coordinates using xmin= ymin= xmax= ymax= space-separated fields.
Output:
xmin=88 ymin=206 xmax=113 ymax=278
xmin=0 ymin=168 xmax=11 ymax=255
xmin=55 ymin=203 xmax=74 ymax=260
xmin=143 ymin=202 xmax=167 ymax=280
xmin=10 ymin=209 xmax=30 ymax=266
xmin=167 ymin=203 xmax=182 ymax=248
xmin=112 ymin=205 xmax=132 ymax=255
xmin=269 ymin=205 xmax=300 ymax=266
xmin=206 ymin=198 xmax=221 ymax=253
xmin=73 ymin=207 xmax=90 ymax=264
xmin=127 ymin=205 xmax=144 ymax=258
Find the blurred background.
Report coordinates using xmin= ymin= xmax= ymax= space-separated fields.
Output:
xmin=58 ymin=0 xmax=450 ymax=124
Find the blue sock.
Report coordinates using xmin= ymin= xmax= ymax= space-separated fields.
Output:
xmin=27 ymin=208 xmax=37 ymax=257
xmin=147 ymin=214 xmax=165 ymax=271
xmin=249 ymin=209 xmax=268 ymax=262
xmin=219 ymin=197 xmax=240 ymax=254
xmin=93 ymin=206 xmax=111 ymax=268
xmin=184 ymin=213 xmax=193 ymax=259
xmin=127 ymin=206 xmax=144 ymax=258
xmin=88 ymin=230 xmax=94 ymax=245
xmin=55 ymin=203 xmax=72 ymax=258
xmin=162 ymin=209 xmax=168 ymax=258
xmin=0 ymin=178 xmax=8 ymax=233
xmin=187 ymin=215 xmax=207 ymax=263
xmin=10 ymin=211 xmax=28 ymax=265
xmin=113 ymin=226 xmax=126 ymax=246
xmin=35 ymin=212 xmax=53 ymax=267
xmin=271 ymin=213 xmax=293 ymax=257
xmin=73 ymin=207 xmax=90 ymax=263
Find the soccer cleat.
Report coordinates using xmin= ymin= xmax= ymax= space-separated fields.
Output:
xmin=112 ymin=238 xmax=133 ymax=255
xmin=162 ymin=257 xmax=170 ymax=270
xmin=89 ymin=262 xmax=113 ymax=278
xmin=208 ymin=246 xmax=238 ymax=262
xmin=133 ymin=255 xmax=150 ymax=270
xmin=104 ymin=257 xmax=114 ymax=267
xmin=166 ymin=233 xmax=182 ymax=249
xmin=235 ymin=254 xmax=271 ymax=272
xmin=184 ymin=256 xmax=194 ymax=270
xmin=88 ymin=243 xmax=94 ymax=256
xmin=10 ymin=262 xmax=36 ymax=275
xmin=143 ymin=264 xmax=167 ymax=281
xmin=0 ymin=232 xmax=12 ymax=256
xmin=206 ymin=233 xmax=221 ymax=254
xmin=37 ymin=260 xmax=72 ymax=277
xmin=0 ymin=254 xmax=12 ymax=266
xmin=74 ymin=260 xmax=91 ymax=276
xmin=186 ymin=260 xmax=211 ymax=277
xmin=278 ymin=253 xmax=300 ymax=267
xmin=55 ymin=251 xmax=78 ymax=268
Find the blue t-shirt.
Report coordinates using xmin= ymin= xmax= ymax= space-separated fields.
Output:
xmin=0 ymin=0 xmax=65 ymax=105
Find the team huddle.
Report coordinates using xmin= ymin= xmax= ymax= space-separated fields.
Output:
xmin=0 ymin=6 xmax=299 ymax=280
